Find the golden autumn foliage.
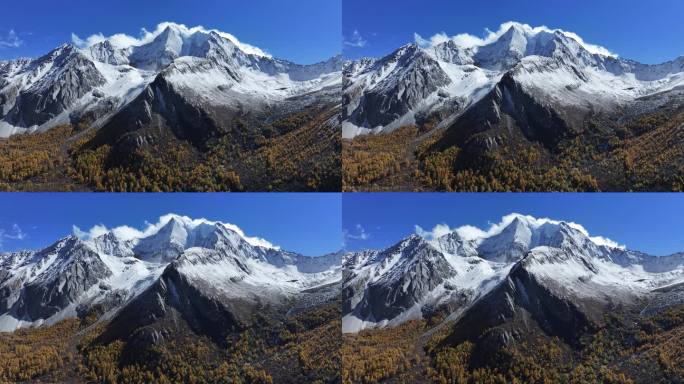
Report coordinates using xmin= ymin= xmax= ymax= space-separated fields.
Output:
xmin=342 ymin=320 xmax=429 ymax=384
xmin=343 ymin=109 xmax=684 ymax=192
xmin=342 ymin=305 xmax=684 ymax=383
xmin=0 ymin=124 xmax=83 ymax=191
xmin=0 ymin=319 xmax=81 ymax=382
xmin=0 ymin=107 xmax=340 ymax=191
xmin=342 ymin=125 xmax=420 ymax=191
xmin=0 ymin=301 xmax=340 ymax=383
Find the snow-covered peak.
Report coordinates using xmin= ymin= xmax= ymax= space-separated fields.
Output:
xmin=77 ymin=213 xmax=279 ymax=252
xmin=73 ymin=22 xmax=270 ymax=58
xmin=79 ymin=22 xmax=264 ymax=71
xmin=344 ymin=22 xmax=684 ymax=138
xmin=2 ymin=21 xmax=342 ymax=137
xmin=425 ymin=23 xmax=598 ymax=71
xmin=344 ymin=213 xmax=684 ymax=332
xmin=1 ymin=214 xmax=340 ymax=332
xmin=419 ymin=21 xmax=615 ymax=59
xmin=431 ymin=213 xmax=623 ymax=252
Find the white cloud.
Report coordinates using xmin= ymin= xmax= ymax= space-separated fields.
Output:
xmin=72 ymin=213 xmax=279 ymax=249
xmin=344 ymin=30 xmax=368 ymax=48
xmin=344 ymin=224 xmax=371 ymax=246
xmin=0 ymin=29 xmax=23 ymax=49
xmin=414 ymin=223 xmax=454 ymax=241
xmin=414 ymin=21 xmax=615 ymax=57
xmin=415 ymin=213 xmax=624 ymax=249
xmin=0 ymin=223 xmax=27 ymax=248
xmin=71 ymin=21 xmax=270 ymax=57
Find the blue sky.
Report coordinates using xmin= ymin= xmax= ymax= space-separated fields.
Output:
xmin=0 ymin=193 xmax=342 ymax=255
xmin=343 ymin=193 xmax=684 ymax=256
xmin=0 ymin=0 xmax=340 ymax=63
xmin=343 ymin=0 xmax=684 ymax=64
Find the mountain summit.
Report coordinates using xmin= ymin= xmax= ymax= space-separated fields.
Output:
xmin=0 ymin=214 xmax=341 ymax=332
xmin=343 ymin=213 xmax=684 ymax=333
xmin=0 ymin=22 xmax=341 ymax=137
xmin=0 ymin=22 xmax=342 ymax=192
xmin=343 ymin=21 xmax=684 ymax=138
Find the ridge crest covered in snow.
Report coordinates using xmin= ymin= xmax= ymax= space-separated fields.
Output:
xmin=0 ymin=22 xmax=342 ymax=137
xmin=0 ymin=214 xmax=341 ymax=332
xmin=343 ymin=21 xmax=684 ymax=138
xmin=343 ymin=213 xmax=684 ymax=332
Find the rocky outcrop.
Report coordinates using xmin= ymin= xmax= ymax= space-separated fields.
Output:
xmin=344 ymin=45 xmax=450 ymax=128
xmin=2 ymin=45 xmax=106 ymax=127
xmin=344 ymin=235 xmax=457 ymax=323
xmin=438 ymin=73 xmax=577 ymax=157
xmin=98 ymin=263 xmax=248 ymax=346
xmin=0 ymin=237 xmax=111 ymax=321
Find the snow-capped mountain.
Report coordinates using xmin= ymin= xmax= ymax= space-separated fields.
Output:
xmin=342 ymin=22 xmax=684 ymax=138
xmin=0 ymin=214 xmax=341 ymax=332
xmin=342 ymin=214 xmax=684 ymax=332
xmin=0 ymin=22 xmax=342 ymax=137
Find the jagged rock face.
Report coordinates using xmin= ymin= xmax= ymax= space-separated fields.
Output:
xmin=90 ymin=232 xmax=134 ymax=258
xmin=1 ymin=46 xmax=106 ymax=128
xmin=344 ymin=45 xmax=450 ymax=128
xmin=0 ymin=59 xmax=32 ymax=90
xmin=88 ymin=71 xmax=236 ymax=153
xmin=98 ymin=263 xmax=247 ymax=346
xmin=0 ymin=23 xmax=342 ymax=138
xmin=443 ymin=258 xmax=601 ymax=349
xmin=343 ymin=22 xmax=684 ymax=139
xmin=0 ymin=215 xmax=341 ymax=333
xmin=87 ymin=40 xmax=131 ymax=66
xmin=344 ymin=236 xmax=457 ymax=326
xmin=0 ymin=237 xmax=111 ymax=321
xmin=431 ymin=40 xmax=474 ymax=65
xmin=436 ymin=72 xmax=580 ymax=156
xmin=343 ymin=215 xmax=684 ymax=333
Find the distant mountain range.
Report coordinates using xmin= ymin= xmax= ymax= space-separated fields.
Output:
xmin=343 ymin=22 xmax=684 ymax=138
xmin=342 ymin=22 xmax=684 ymax=192
xmin=0 ymin=23 xmax=342 ymax=192
xmin=0 ymin=214 xmax=341 ymax=334
xmin=344 ymin=213 xmax=684 ymax=333
xmin=0 ymin=23 xmax=341 ymax=138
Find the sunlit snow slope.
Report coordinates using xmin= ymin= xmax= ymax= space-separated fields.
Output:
xmin=0 ymin=214 xmax=341 ymax=332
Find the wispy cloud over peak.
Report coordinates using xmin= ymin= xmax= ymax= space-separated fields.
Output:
xmin=0 ymin=29 xmax=23 ymax=49
xmin=72 ymin=213 xmax=279 ymax=250
xmin=414 ymin=21 xmax=615 ymax=57
xmin=71 ymin=21 xmax=270 ymax=57
xmin=344 ymin=30 xmax=368 ymax=48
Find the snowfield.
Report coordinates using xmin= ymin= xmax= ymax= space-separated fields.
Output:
xmin=343 ymin=214 xmax=684 ymax=333
xmin=0 ymin=22 xmax=342 ymax=138
xmin=0 ymin=214 xmax=341 ymax=332
xmin=343 ymin=22 xmax=684 ymax=139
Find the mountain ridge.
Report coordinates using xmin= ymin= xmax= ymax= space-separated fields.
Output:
xmin=343 ymin=213 xmax=684 ymax=333
xmin=0 ymin=214 xmax=342 ymax=333
xmin=0 ymin=22 xmax=342 ymax=138
xmin=343 ymin=22 xmax=684 ymax=139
